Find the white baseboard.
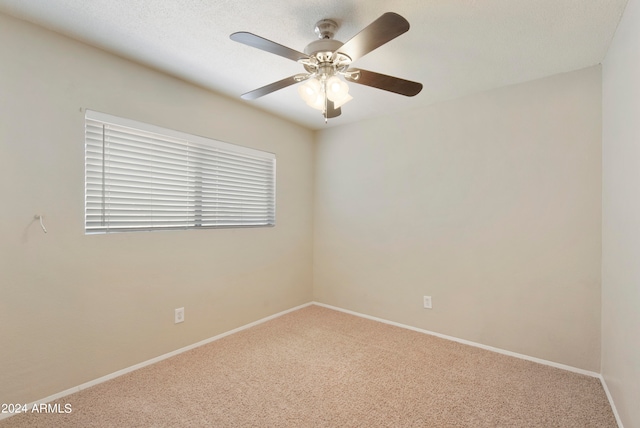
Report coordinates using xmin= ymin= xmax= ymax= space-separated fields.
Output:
xmin=598 ymin=375 xmax=625 ymax=428
xmin=0 ymin=302 xmax=313 ymax=422
xmin=312 ymin=302 xmax=600 ymax=377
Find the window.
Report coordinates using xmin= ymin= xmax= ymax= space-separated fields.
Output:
xmin=85 ymin=110 xmax=275 ymax=234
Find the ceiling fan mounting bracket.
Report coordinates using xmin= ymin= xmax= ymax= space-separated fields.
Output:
xmin=314 ymin=19 xmax=338 ymax=40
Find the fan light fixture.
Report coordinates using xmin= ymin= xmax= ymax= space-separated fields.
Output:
xmin=298 ymin=76 xmax=352 ymax=113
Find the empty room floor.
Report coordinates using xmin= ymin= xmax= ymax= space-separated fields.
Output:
xmin=0 ymin=305 xmax=616 ymax=427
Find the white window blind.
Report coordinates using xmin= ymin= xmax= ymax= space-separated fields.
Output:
xmin=85 ymin=110 xmax=275 ymax=234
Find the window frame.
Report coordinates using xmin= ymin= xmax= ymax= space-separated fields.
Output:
xmin=84 ymin=110 xmax=276 ymax=234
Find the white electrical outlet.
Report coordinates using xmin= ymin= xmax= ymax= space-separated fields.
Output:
xmin=423 ymin=296 xmax=432 ymax=309
xmin=175 ymin=307 xmax=184 ymax=324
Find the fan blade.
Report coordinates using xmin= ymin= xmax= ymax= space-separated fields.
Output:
xmin=345 ymin=68 xmax=422 ymax=97
xmin=241 ymin=75 xmax=300 ymax=100
xmin=336 ymin=13 xmax=410 ymax=62
xmin=230 ymin=32 xmax=309 ymax=62
xmin=326 ymin=100 xmax=341 ymax=118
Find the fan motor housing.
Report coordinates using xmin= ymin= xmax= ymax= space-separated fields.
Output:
xmin=303 ymin=39 xmax=342 ymax=56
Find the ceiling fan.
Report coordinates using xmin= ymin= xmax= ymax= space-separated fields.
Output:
xmin=230 ymin=12 xmax=423 ymax=122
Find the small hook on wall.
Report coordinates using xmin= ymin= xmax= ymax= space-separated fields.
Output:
xmin=34 ymin=214 xmax=48 ymax=233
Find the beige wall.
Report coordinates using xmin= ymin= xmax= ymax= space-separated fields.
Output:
xmin=0 ymin=13 xmax=314 ymax=404
xmin=602 ymin=0 xmax=640 ymax=425
xmin=314 ymin=67 xmax=602 ymax=371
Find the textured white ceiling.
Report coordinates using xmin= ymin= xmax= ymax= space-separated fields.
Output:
xmin=0 ymin=0 xmax=628 ymax=130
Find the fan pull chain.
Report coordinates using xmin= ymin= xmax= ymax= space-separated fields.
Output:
xmin=323 ymin=80 xmax=328 ymax=123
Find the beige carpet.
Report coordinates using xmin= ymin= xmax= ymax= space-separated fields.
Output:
xmin=1 ymin=305 xmax=616 ymax=427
